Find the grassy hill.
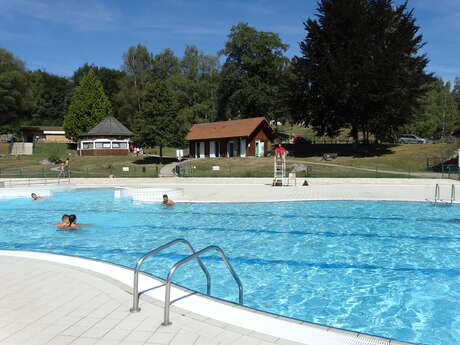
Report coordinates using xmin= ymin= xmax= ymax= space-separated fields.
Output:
xmin=0 ymin=143 xmax=162 ymax=178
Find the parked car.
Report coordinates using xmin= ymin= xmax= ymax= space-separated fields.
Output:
xmin=397 ymin=134 xmax=427 ymax=144
xmin=292 ymin=136 xmax=312 ymax=144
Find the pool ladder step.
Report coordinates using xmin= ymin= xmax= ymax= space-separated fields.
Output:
xmin=130 ymin=238 xmax=243 ymax=326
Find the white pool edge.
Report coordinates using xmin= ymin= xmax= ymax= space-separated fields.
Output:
xmin=0 ymin=250 xmax=410 ymax=345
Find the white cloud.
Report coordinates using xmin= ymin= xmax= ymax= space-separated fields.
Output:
xmin=0 ymin=0 xmax=120 ymax=31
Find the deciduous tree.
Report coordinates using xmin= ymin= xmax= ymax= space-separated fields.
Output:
xmin=217 ymin=23 xmax=289 ymax=121
xmin=135 ymin=81 xmax=186 ymax=161
xmin=294 ymin=0 xmax=431 ymax=143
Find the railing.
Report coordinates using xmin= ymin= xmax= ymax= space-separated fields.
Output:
xmin=0 ymin=176 xmax=70 ymax=187
xmin=130 ymin=239 xmax=211 ymax=313
xmin=433 ymin=183 xmax=456 ymax=205
xmin=434 ymin=184 xmax=440 ymax=203
xmin=162 ymin=245 xmax=243 ymax=326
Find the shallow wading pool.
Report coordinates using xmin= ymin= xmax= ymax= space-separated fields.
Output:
xmin=0 ymin=188 xmax=459 ymax=345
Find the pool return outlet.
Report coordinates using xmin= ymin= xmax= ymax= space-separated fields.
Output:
xmin=130 ymin=238 xmax=243 ymax=326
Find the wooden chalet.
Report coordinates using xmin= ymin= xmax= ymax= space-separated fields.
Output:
xmin=185 ymin=117 xmax=276 ymax=158
xmin=78 ymin=116 xmax=133 ymax=156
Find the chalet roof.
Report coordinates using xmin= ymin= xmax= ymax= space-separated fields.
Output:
xmin=22 ymin=126 xmax=64 ymax=132
xmin=185 ymin=117 xmax=275 ymax=141
xmin=84 ymin=116 xmax=133 ymax=137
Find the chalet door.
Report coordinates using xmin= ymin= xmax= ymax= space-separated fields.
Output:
xmin=255 ymin=140 xmax=264 ymax=157
xmin=228 ymin=141 xmax=235 ymax=157
xmin=199 ymin=142 xmax=205 ymax=158
xmin=240 ymin=139 xmax=246 ymax=157
xmin=209 ymin=141 xmax=216 ymax=158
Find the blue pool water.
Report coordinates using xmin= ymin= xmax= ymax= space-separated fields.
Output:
xmin=0 ymin=188 xmax=459 ymax=345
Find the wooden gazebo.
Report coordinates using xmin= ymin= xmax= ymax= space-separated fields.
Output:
xmin=78 ymin=116 xmax=133 ymax=156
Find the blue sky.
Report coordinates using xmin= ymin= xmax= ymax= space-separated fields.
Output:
xmin=1 ymin=0 xmax=459 ymax=83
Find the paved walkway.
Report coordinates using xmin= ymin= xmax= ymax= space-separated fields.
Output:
xmin=0 ymin=256 xmax=303 ymax=345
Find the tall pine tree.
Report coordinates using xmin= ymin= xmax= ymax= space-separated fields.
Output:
xmin=64 ymin=69 xmax=112 ymax=141
xmin=294 ymin=0 xmax=431 ymax=143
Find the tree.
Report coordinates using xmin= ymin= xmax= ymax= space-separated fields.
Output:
xmin=135 ymin=81 xmax=186 ymax=161
xmin=151 ymin=49 xmax=180 ymax=81
xmin=0 ymin=48 xmax=32 ymax=129
xmin=63 ymin=69 xmax=112 ymax=141
xmin=29 ymin=70 xmax=72 ymax=125
xmin=294 ymin=0 xmax=431 ymax=143
xmin=452 ymin=77 xmax=460 ymax=107
xmin=405 ymin=78 xmax=459 ymax=139
xmin=122 ymin=44 xmax=152 ymax=112
xmin=72 ymin=64 xmax=125 ymax=106
xmin=217 ymin=23 xmax=289 ymax=121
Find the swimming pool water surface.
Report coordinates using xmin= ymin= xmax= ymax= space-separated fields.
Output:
xmin=0 ymin=188 xmax=459 ymax=345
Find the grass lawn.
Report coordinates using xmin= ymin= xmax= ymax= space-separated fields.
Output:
xmin=293 ymin=143 xmax=456 ymax=173
xmin=0 ymin=143 xmax=163 ymax=178
xmin=180 ymin=157 xmax=415 ymax=178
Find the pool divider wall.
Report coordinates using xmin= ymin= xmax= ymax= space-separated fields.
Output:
xmin=114 ymin=187 xmax=184 ymax=202
xmin=0 ymin=184 xmax=76 ymax=199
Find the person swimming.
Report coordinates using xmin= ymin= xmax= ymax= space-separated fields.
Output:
xmin=31 ymin=193 xmax=43 ymax=201
xmin=162 ymin=194 xmax=175 ymax=206
xmin=68 ymin=214 xmax=80 ymax=230
xmin=55 ymin=214 xmax=70 ymax=228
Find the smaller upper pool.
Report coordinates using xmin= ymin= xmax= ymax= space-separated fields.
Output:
xmin=0 ymin=188 xmax=459 ymax=345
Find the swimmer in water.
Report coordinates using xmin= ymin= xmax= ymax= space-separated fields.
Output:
xmin=55 ymin=214 xmax=70 ymax=228
xmin=31 ymin=193 xmax=43 ymax=201
xmin=162 ymin=194 xmax=175 ymax=206
xmin=68 ymin=214 xmax=80 ymax=230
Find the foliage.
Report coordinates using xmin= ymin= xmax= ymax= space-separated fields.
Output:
xmin=122 ymin=44 xmax=152 ymax=113
xmin=28 ymin=70 xmax=72 ymax=126
xmin=134 ymin=81 xmax=187 ymax=159
xmin=63 ymin=69 xmax=112 ymax=141
xmin=294 ymin=0 xmax=431 ymax=143
xmin=404 ymin=78 xmax=459 ymax=139
xmin=72 ymin=64 xmax=125 ymax=106
xmin=0 ymin=48 xmax=32 ymax=127
xmin=217 ymin=23 xmax=290 ymax=122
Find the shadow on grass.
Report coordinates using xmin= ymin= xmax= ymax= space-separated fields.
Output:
xmin=133 ymin=156 xmax=178 ymax=165
xmin=285 ymin=144 xmax=396 ymax=158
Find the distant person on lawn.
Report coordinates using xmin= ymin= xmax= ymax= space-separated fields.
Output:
xmin=162 ymin=194 xmax=175 ymax=206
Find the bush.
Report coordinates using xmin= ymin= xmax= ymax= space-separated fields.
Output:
xmin=48 ymin=154 xmax=61 ymax=164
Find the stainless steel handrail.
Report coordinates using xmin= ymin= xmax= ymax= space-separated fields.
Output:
xmin=162 ymin=245 xmax=243 ymax=326
xmin=434 ymin=184 xmax=440 ymax=203
xmin=451 ymin=184 xmax=456 ymax=204
xmin=130 ymin=238 xmax=211 ymax=313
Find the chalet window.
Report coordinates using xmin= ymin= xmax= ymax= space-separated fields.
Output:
xmin=95 ymin=142 xmax=111 ymax=149
xmin=82 ymin=142 xmax=93 ymax=149
xmin=112 ymin=142 xmax=127 ymax=149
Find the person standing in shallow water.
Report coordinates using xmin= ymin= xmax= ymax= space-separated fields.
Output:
xmin=162 ymin=194 xmax=175 ymax=206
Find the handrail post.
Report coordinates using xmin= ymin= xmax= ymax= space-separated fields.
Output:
xmin=130 ymin=238 xmax=211 ymax=313
xmin=162 ymin=245 xmax=243 ymax=326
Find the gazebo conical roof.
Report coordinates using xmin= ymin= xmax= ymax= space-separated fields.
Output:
xmin=84 ymin=116 xmax=133 ymax=137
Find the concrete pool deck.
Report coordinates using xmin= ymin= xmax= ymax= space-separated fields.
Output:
xmin=0 ymin=177 xmax=451 ymax=345
xmin=69 ymin=177 xmax=459 ymax=203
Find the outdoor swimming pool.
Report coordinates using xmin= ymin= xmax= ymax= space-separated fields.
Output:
xmin=0 ymin=188 xmax=459 ymax=345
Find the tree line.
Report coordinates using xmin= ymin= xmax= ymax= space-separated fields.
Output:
xmin=1 ymin=0 xmax=460 ymax=147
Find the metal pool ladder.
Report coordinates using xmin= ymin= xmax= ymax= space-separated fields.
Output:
xmin=130 ymin=239 xmax=243 ymax=326
xmin=433 ymin=184 xmax=456 ymax=205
